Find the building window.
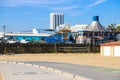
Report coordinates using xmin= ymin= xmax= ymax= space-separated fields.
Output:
xmin=105 ymin=33 xmax=108 ymax=36
xmin=90 ymin=33 xmax=93 ymax=36
xmin=78 ymin=32 xmax=83 ymax=36
xmin=83 ymin=32 xmax=86 ymax=36
xmin=99 ymin=32 xmax=102 ymax=36
xmin=95 ymin=32 xmax=98 ymax=36
xmin=110 ymin=33 xmax=113 ymax=36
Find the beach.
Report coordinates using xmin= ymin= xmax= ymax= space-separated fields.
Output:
xmin=0 ymin=53 xmax=120 ymax=68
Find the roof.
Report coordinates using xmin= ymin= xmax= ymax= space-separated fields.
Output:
xmin=100 ymin=41 xmax=120 ymax=46
xmin=58 ymin=30 xmax=71 ymax=33
xmin=87 ymin=21 xmax=104 ymax=31
xmin=3 ymin=32 xmax=51 ymax=37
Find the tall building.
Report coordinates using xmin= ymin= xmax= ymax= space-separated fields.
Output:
xmin=50 ymin=12 xmax=64 ymax=29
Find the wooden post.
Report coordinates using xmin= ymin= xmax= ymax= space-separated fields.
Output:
xmin=3 ymin=43 xmax=7 ymax=54
xmin=54 ymin=43 xmax=57 ymax=53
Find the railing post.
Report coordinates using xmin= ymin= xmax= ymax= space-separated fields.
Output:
xmin=54 ymin=43 xmax=57 ymax=53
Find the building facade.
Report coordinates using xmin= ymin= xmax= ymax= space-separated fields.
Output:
xmin=50 ymin=13 xmax=64 ymax=29
xmin=100 ymin=41 xmax=120 ymax=56
xmin=70 ymin=24 xmax=88 ymax=32
xmin=1 ymin=16 xmax=120 ymax=44
xmin=71 ymin=16 xmax=120 ymax=44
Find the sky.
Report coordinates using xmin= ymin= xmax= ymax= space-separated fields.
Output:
xmin=0 ymin=0 xmax=120 ymax=32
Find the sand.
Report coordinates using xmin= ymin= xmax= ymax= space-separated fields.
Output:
xmin=0 ymin=53 xmax=120 ymax=79
xmin=0 ymin=53 xmax=120 ymax=68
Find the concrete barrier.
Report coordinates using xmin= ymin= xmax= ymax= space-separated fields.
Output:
xmin=32 ymin=64 xmax=39 ymax=68
xmin=47 ymin=67 xmax=55 ymax=71
xmin=17 ymin=62 xmax=25 ymax=65
xmin=11 ymin=62 xmax=17 ymax=64
xmin=54 ymin=69 xmax=63 ymax=74
xmin=40 ymin=66 xmax=47 ymax=69
xmin=8 ymin=61 xmax=12 ymax=63
xmin=25 ymin=63 xmax=33 ymax=66
xmin=0 ymin=61 xmax=8 ymax=63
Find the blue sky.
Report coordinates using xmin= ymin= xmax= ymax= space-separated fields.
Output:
xmin=0 ymin=0 xmax=120 ymax=32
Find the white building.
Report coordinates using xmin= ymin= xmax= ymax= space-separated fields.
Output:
xmin=70 ymin=24 xmax=88 ymax=32
xmin=56 ymin=24 xmax=71 ymax=32
xmin=50 ymin=12 xmax=64 ymax=29
xmin=32 ymin=28 xmax=38 ymax=34
xmin=100 ymin=41 xmax=120 ymax=56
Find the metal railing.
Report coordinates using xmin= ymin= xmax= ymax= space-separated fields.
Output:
xmin=58 ymin=46 xmax=90 ymax=52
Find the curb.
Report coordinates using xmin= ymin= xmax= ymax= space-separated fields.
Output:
xmin=0 ymin=61 xmax=92 ymax=80
xmin=0 ymin=70 xmax=3 ymax=80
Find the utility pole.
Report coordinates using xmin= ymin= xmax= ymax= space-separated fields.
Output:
xmin=93 ymin=31 xmax=95 ymax=53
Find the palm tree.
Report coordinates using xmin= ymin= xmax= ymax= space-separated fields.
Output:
xmin=107 ymin=23 xmax=116 ymax=32
xmin=116 ymin=25 xmax=120 ymax=32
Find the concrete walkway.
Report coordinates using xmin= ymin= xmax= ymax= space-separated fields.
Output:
xmin=0 ymin=62 xmax=75 ymax=80
xmin=24 ymin=61 xmax=120 ymax=80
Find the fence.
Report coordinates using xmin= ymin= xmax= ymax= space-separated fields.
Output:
xmin=0 ymin=43 xmax=100 ymax=54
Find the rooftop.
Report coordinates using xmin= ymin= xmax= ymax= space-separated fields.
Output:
xmin=100 ymin=41 xmax=120 ymax=46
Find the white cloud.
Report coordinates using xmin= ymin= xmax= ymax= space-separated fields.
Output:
xmin=47 ymin=4 xmax=81 ymax=16
xmin=0 ymin=0 xmax=65 ymax=6
xmin=66 ymin=11 xmax=83 ymax=16
xmin=0 ymin=0 xmax=107 ymax=16
xmin=49 ymin=5 xmax=79 ymax=11
xmin=86 ymin=0 xmax=106 ymax=8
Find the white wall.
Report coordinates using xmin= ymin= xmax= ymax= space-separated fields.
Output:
xmin=70 ymin=24 xmax=88 ymax=32
xmin=101 ymin=45 xmax=120 ymax=56
xmin=103 ymin=46 xmax=111 ymax=56
xmin=114 ymin=46 xmax=120 ymax=56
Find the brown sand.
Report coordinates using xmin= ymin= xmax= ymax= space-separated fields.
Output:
xmin=0 ymin=53 xmax=120 ymax=68
xmin=0 ymin=53 xmax=120 ymax=79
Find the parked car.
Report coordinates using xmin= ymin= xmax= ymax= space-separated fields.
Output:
xmin=20 ymin=39 xmax=29 ymax=43
xmin=6 ymin=40 xmax=17 ymax=44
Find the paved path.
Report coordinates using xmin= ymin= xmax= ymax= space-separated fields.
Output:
xmin=22 ymin=61 xmax=120 ymax=80
xmin=0 ymin=62 xmax=75 ymax=80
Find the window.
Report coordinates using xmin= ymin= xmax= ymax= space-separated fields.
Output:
xmin=83 ymin=32 xmax=86 ymax=36
xmin=95 ymin=33 xmax=98 ymax=36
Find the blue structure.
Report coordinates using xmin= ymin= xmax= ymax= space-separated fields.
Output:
xmin=93 ymin=16 xmax=99 ymax=21
xmin=15 ymin=36 xmax=45 ymax=41
xmin=45 ymin=32 xmax=74 ymax=43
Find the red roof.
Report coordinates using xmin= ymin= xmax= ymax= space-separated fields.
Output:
xmin=100 ymin=41 xmax=120 ymax=46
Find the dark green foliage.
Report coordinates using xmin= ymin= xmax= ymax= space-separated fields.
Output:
xmin=0 ymin=43 xmax=100 ymax=54
xmin=116 ymin=25 xmax=120 ymax=32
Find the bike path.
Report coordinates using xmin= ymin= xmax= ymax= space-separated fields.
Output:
xmin=23 ymin=61 xmax=120 ymax=80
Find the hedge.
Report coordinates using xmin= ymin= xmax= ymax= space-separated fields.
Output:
xmin=0 ymin=43 xmax=100 ymax=54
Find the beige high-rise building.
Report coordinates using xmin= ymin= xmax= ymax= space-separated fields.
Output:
xmin=50 ymin=12 xmax=64 ymax=29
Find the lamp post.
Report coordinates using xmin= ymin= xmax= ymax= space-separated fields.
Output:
xmin=93 ymin=31 xmax=95 ymax=53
